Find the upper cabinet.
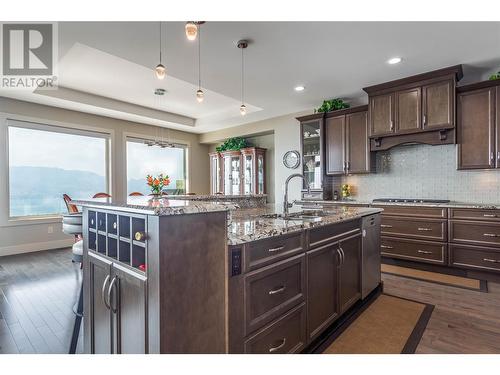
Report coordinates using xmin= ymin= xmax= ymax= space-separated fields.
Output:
xmin=297 ymin=114 xmax=324 ymax=193
xmin=325 ymin=106 xmax=371 ymax=176
xmin=457 ymin=80 xmax=500 ymax=170
xmin=364 ymin=65 xmax=463 ymax=151
xmin=210 ymin=147 xmax=266 ymax=195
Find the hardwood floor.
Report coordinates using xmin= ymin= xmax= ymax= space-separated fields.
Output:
xmin=383 ymin=273 xmax=500 ymax=354
xmin=0 ymin=248 xmax=82 ymax=354
xmin=1 ymin=248 xmax=500 ymax=354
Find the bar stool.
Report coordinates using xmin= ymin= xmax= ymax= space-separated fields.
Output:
xmin=62 ymin=213 xmax=84 ymax=354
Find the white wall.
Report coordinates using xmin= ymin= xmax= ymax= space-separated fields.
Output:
xmin=0 ymin=97 xmax=210 ymax=256
xmin=201 ymin=111 xmax=308 ymax=206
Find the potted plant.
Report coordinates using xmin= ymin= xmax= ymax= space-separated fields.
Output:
xmin=215 ymin=137 xmax=248 ymax=152
xmin=315 ymin=98 xmax=350 ymax=113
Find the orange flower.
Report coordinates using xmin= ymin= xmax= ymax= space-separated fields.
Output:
xmin=153 ymin=179 xmax=160 ymax=186
xmin=163 ymin=178 xmax=170 ymax=186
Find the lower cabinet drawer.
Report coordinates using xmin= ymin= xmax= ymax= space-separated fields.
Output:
xmin=449 ymin=244 xmax=500 ymax=273
xmin=244 ymin=303 xmax=307 ymax=354
xmin=244 ymin=254 xmax=305 ymax=335
xmin=449 ymin=220 xmax=500 ymax=248
xmin=381 ymin=237 xmax=446 ymax=264
xmin=381 ymin=216 xmax=447 ymax=241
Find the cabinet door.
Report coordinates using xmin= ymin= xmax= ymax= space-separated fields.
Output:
xmin=497 ymin=86 xmax=500 ymax=168
xmin=111 ymin=264 xmax=148 ymax=354
xmin=86 ymin=252 xmax=113 ymax=354
xmin=243 ymin=153 xmax=254 ymax=195
xmin=306 ymin=243 xmax=339 ymax=341
xmin=209 ymin=154 xmax=221 ymax=195
xmin=338 ymin=234 xmax=362 ymax=314
xmin=257 ymin=153 xmax=265 ymax=194
xmin=423 ymin=79 xmax=454 ymax=130
xmin=325 ymin=115 xmax=345 ymax=175
xmin=395 ymin=87 xmax=421 ymax=133
xmin=457 ymin=88 xmax=496 ymax=169
xmin=369 ymin=93 xmax=394 ymax=136
xmin=346 ymin=111 xmax=370 ymax=174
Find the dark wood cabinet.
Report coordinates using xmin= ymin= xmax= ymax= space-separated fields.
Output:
xmin=209 ymin=152 xmax=222 ymax=194
xmin=325 ymin=106 xmax=371 ymax=175
xmin=369 ymin=93 xmax=394 ymax=136
xmin=306 ymin=242 xmax=339 ymax=341
xmin=457 ymin=83 xmax=497 ymax=170
xmin=422 ymin=79 xmax=454 ymax=130
xmin=325 ymin=115 xmax=345 ymax=175
xmin=338 ymin=234 xmax=362 ymax=313
xmin=364 ymin=65 xmax=462 ymax=151
xmin=395 ymin=87 xmax=421 ymax=133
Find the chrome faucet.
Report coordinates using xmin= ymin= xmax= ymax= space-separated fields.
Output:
xmin=283 ymin=174 xmax=310 ymax=217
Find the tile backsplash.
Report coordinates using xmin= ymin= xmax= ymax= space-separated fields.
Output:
xmin=340 ymin=144 xmax=500 ymax=204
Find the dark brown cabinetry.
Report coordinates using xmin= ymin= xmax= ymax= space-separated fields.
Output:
xmin=457 ymin=81 xmax=500 ymax=170
xmin=325 ymin=106 xmax=371 ymax=175
xmin=229 ymin=218 xmax=369 ymax=353
xmin=364 ymin=65 xmax=462 ymax=151
xmin=306 ymin=242 xmax=339 ymax=341
xmin=338 ymin=234 xmax=362 ymax=313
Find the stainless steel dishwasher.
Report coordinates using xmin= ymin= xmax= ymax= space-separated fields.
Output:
xmin=361 ymin=214 xmax=381 ymax=299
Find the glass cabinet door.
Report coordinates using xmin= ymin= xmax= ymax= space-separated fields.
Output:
xmin=257 ymin=154 xmax=264 ymax=194
xmin=243 ymin=154 xmax=253 ymax=195
xmin=223 ymin=156 xmax=232 ymax=194
xmin=302 ymin=120 xmax=322 ymax=190
xmin=230 ymin=155 xmax=241 ymax=195
xmin=210 ymin=154 xmax=221 ymax=194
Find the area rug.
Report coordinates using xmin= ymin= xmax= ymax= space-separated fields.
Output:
xmin=381 ymin=264 xmax=487 ymax=292
xmin=321 ymin=294 xmax=434 ymax=354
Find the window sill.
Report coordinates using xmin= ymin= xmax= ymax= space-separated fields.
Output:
xmin=1 ymin=215 xmax=63 ymax=228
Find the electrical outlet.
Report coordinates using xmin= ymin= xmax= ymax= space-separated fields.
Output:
xmin=47 ymin=226 xmax=53 ymax=234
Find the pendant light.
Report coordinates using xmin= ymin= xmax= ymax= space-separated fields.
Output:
xmin=185 ymin=21 xmax=205 ymax=41
xmin=196 ymin=23 xmax=204 ymax=103
xmin=237 ymin=40 xmax=248 ymax=116
xmin=155 ymin=22 xmax=166 ymax=80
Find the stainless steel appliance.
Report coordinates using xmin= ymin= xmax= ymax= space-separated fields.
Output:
xmin=361 ymin=214 xmax=381 ymax=299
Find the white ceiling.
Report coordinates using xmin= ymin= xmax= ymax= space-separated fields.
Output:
xmin=1 ymin=22 xmax=499 ymax=134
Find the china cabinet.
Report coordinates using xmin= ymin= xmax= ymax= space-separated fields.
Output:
xmin=211 ymin=148 xmax=266 ymax=195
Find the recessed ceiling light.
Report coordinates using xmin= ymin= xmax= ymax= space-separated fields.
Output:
xmin=388 ymin=57 xmax=402 ymax=65
xmin=294 ymin=85 xmax=305 ymax=92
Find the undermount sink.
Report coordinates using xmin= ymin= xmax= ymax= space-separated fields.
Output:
xmin=259 ymin=210 xmax=327 ymax=221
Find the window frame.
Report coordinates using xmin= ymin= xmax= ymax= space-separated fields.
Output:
xmin=5 ymin=118 xmax=112 ymax=222
xmin=124 ymin=134 xmax=189 ymax=196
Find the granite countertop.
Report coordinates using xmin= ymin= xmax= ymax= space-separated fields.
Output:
xmin=165 ymin=194 xmax=266 ymax=200
xmin=296 ymin=199 xmax=500 ymax=210
xmin=227 ymin=204 xmax=382 ymax=246
xmin=71 ymin=196 xmax=235 ymax=216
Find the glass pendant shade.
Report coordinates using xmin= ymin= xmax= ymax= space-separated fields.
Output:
xmin=185 ymin=22 xmax=198 ymax=41
xmin=155 ymin=63 xmax=166 ymax=80
xmin=240 ymin=104 xmax=247 ymax=116
xmin=196 ymin=89 xmax=204 ymax=102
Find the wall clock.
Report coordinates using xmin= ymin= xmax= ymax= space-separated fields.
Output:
xmin=283 ymin=150 xmax=300 ymax=169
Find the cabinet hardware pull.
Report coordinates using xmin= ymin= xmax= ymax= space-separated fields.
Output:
xmin=101 ymin=275 xmax=111 ymax=310
xmin=417 ymin=227 xmax=432 ymax=231
xmin=417 ymin=250 xmax=433 ymax=254
xmin=269 ymin=338 xmax=286 ymax=353
xmin=490 ymin=152 xmax=495 ymax=166
xmin=268 ymin=246 xmax=284 ymax=253
xmin=483 ymin=258 xmax=500 ymax=264
xmin=423 ymin=114 xmax=427 ymax=125
xmin=483 ymin=233 xmax=498 ymax=237
xmin=381 ymin=224 xmax=393 ymax=228
xmin=346 ymin=161 xmax=350 ymax=172
xmin=108 ymin=276 xmax=119 ymax=314
xmin=113 ymin=222 xmax=117 ymax=229
xmin=135 ymin=231 xmax=147 ymax=241
xmin=483 ymin=214 xmax=497 ymax=218
xmin=390 ymin=120 xmax=394 ymax=131
xmin=268 ymin=286 xmax=286 ymax=295
xmin=381 ymin=245 xmax=393 ymax=249
xmin=497 ymin=151 xmax=500 ymax=163
xmin=339 ymin=247 xmax=345 ymax=265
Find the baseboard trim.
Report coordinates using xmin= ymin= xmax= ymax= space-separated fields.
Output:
xmin=0 ymin=239 xmax=73 ymax=257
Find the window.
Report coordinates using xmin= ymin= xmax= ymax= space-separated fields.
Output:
xmin=126 ymin=138 xmax=187 ymax=195
xmin=8 ymin=121 xmax=109 ymax=218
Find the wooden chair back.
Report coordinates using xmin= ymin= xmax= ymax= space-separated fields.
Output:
xmin=63 ymin=194 xmax=79 ymax=214
xmin=92 ymin=192 xmax=111 ymax=198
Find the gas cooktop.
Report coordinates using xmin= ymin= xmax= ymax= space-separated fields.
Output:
xmin=372 ymin=198 xmax=450 ymax=204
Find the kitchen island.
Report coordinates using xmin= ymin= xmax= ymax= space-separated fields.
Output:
xmin=73 ymin=196 xmax=382 ymax=354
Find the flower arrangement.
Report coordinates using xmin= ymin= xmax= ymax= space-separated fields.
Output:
xmin=147 ymin=174 xmax=170 ymax=195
